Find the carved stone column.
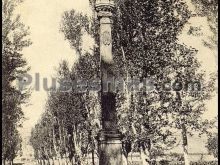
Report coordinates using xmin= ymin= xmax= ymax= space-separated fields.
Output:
xmin=95 ymin=1 xmax=122 ymax=165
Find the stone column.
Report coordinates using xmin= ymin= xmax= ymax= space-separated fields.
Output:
xmin=95 ymin=1 xmax=122 ymax=165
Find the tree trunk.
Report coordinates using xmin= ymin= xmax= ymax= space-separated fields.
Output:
xmin=65 ymin=157 xmax=69 ymax=165
xmin=62 ymin=121 xmax=69 ymax=165
xmin=50 ymin=151 xmax=55 ymax=165
xmin=70 ymin=158 xmax=74 ymax=165
xmin=141 ymin=88 xmax=151 ymax=165
xmin=92 ymin=148 xmax=95 ymax=165
xmin=182 ymin=123 xmax=190 ymax=165
xmin=140 ymin=147 xmax=150 ymax=165
xmin=54 ymin=158 xmax=60 ymax=165
xmin=52 ymin=158 xmax=55 ymax=165
xmin=61 ymin=157 xmax=65 ymax=165
xmin=72 ymin=128 xmax=82 ymax=165
xmin=52 ymin=126 xmax=61 ymax=165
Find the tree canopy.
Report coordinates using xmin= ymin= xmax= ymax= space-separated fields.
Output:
xmin=2 ymin=0 xmax=32 ymax=163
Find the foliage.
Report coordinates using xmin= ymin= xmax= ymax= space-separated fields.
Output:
xmin=30 ymin=56 xmax=101 ymax=165
xmin=2 ymin=0 xmax=31 ymax=163
xmin=30 ymin=0 xmax=217 ymax=164
xmin=191 ymin=0 xmax=218 ymax=49
xmin=113 ymin=0 xmax=198 ymax=162
xmin=206 ymin=133 xmax=218 ymax=158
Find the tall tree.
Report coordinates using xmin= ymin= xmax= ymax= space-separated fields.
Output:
xmin=59 ymin=1 xmax=201 ymax=165
xmin=30 ymin=56 xmax=101 ymax=165
xmin=112 ymin=0 xmax=191 ymax=164
xmin=31 ymin=1 xmax=217 ymax=165
xmin=167 ymin=44 xmax=217 ymax=165
xmin=2 ymin=0 xmax=31 ymax=164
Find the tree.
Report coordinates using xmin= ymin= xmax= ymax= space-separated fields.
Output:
xmin=205 ymin=116 xmax=218 ymax=159
xmin=165 ymin=44 xmax=217 ymax=165
xmin=111 ymin=0 xmax=192 ymax=164
xmin=191 ymin=0 xmax=218 ymax=49
xmin=31 ymin=1 xmax=217 ymax=165
xmin=113 ymin=2 xmax=217 ymax=164
xmin=206 ymin=133 xmax=218 ymax=158
xmin=30 ymin=56 xmax=101 ymax=165
xmin=2 ymin=0 xmax=31 ymax=164
xmin=59 ymin=1 xmax=207 ymax=165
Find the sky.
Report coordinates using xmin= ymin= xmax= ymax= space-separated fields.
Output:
xmin=16 ymin=0 xmax=93 ymax=134
xmin=15 ymin=0 xmax=217 ymax=151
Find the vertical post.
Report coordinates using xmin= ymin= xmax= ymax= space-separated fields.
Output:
xmin=95 ymin=1 xmax=122 ymax=165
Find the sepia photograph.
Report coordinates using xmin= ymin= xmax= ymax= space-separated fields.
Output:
xmin=2 ymin=0 xmax=218 ymax=164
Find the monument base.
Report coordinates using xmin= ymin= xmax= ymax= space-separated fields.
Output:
xmin=98 ymin=130 xmax=123 ymax=165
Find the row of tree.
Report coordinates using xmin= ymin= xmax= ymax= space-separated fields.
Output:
xmin=2 ymin=0 xmax=32 ymax=164
xmin=30 ymin=0 xmax=217 ymax=165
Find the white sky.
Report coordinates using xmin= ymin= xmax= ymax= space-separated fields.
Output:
xmin=15 ymin=0 xmax=217 ymax=145
xmin=16 ymin=0 xmax=93 ymax=135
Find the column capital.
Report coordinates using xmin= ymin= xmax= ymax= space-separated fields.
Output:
xmin=97 ymin=10 xmax=113 ymax=18
xmin=95 ymin=0 xmax=115 ymax=17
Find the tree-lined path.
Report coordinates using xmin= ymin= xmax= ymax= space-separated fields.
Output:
xmin=2 ymin=0 xmax=218 ymax=165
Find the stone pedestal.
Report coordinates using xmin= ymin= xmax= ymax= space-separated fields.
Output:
xmin=98 ymin=130 xmax=122 ymax=165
